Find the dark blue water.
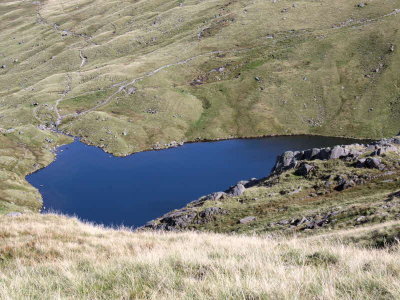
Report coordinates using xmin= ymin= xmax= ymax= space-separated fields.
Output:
xmin=27 ymin=136 xmax=362 ymax=228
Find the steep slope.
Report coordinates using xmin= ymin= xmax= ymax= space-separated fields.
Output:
xmin=1 ymin=0 xmax=400 ymax=152
xmin=1 ymin=0 xmax=400 ymax=212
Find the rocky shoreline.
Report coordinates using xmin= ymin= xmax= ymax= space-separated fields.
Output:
xmin=143 ymin=136 xmax=400 ymax=231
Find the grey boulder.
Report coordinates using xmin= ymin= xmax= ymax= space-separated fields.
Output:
xmin=295 ymin=163 xmax=314 ymax=176
xmin=329 ymin=146 xmax=349 ymax=159
xmin=239 ymin=216 xmax=256 ymax=224
xmin=6 ymin=212 xmax=22 ymax=217
xmin=228 ymin=184 xmax=246 ymax=196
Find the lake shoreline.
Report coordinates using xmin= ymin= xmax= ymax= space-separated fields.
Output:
xmin=70 ymin=131 xmax=373 ymax=158
xmin=23 ymin=130 xmax=372 ymax=217
xmin=27 ymin=134 xmax=370 ymax=227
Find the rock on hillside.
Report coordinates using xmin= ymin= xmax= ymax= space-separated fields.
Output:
xmin=143 ymin=180 xmax=258 ymax=231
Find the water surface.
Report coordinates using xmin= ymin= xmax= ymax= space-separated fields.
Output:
xmin=27 ymin=136 xmax=362 ymax=227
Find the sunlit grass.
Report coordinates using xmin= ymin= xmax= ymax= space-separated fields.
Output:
xmin=0 ymin=213 xmax=399 ymax=299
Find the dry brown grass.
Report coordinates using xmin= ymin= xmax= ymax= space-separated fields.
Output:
xmin=1 ymin=213 xmax=399 ymax=299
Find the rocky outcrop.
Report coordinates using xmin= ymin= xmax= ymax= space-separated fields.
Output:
xmin=273 ymin=145 xmax=360 ymax=173
xmin=143 ymin=177 xmax=262 ymax=230
xmin=147 ymin=209 xmax=197 ymax=230
xmin=272 ymin=136 xmax=400 ymax=174
xmin=197 ymin=207 xmax=229 ymax=224
xmin=153 ymin=140 xmax=184 ymax=150
xmin=295 ymin=163 xmax=315 ymax=176
xmin=269 ymin=191 xmax=400 ymax=232
xmin=272 ymin=145 xmax=361 ymax=174
xmin=144 ymin=206 xmax=229 ymax=230
xmin=227 ymin=183 xmax=246 ymax=196
xmin=335 ymin=177 xmax=356 ymax=191
xmin=355 ymin=157 xmax=384 ymax=170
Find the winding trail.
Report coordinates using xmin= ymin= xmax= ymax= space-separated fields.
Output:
xmin=44 ymin=6 xmax=399 ymax=129
xmin=54 ymin=74 xmax=72 ymax=126
xmin=34 ymin=1 xmax=97 ymax=46
xmin=79 ymin=50 xmax=87 ymax=68
xmin=55 ymin=50 xmax=230 ymax=123
xmin=331 ymin=8 xmax=400 ymax=29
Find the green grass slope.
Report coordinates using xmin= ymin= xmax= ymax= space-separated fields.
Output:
xmin=0 ymin=0 xmax=400 ymax=210
xmin=1 ymin=0 xmax=400 ymax=151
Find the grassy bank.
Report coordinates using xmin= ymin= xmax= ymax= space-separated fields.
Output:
xmin=0 ymin=126 xmax=72 ymax=214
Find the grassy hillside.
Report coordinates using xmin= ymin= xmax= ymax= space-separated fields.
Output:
xmin=1 ymin=0 xmax=400 ymax=151
xmin=1 ymin=213 xmax=400 ymax=299
xmin=0 ymin=126 xmax=72 ymax=214
xmin=1 ymin=0 xmax=400 ymax=208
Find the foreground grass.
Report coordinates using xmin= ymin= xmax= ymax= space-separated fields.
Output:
xmin=1 ymin=214 xmax=400 ymax=299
